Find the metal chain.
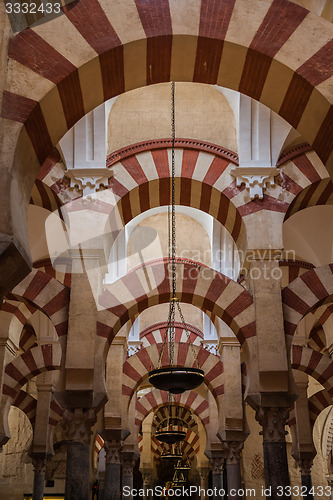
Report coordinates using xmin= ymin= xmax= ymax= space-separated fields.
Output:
xmin=176 ymin=301 xmax=201 ymax=369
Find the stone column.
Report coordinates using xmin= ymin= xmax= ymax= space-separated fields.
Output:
xmin=297 ymin=458 xmax=314 ymax=500
xmin=122 ymin=453 xmax=135 ymax=500
xmin=210 ymin=456 xmax=224 ymax=499
xmin=104 ymin=439 xmax=122 ymax=500
xmin=224 ymin=441 xmax=244 ymax=500
xmin=31 ymin=455 xmax=47 ymax=500
xmin=198 ymin=468 xmax=209 ymax=499
xmin=256 ymin=407 xmax=290 ymax=500
xmin=63 ymin=408 xmax=97 ymax=500
xmin=142 ymin=471 xmax=152 ymax=499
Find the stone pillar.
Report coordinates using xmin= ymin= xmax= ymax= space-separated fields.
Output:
xmin=32 ymin=455 xmax=47 ymax=500
xmin=63 ymin=408 xmax=96 ymax=500
xmin=224 ymin=441 xmax=244 ymax=500
xmin=142 ymin=471 xmax=152 ymax=499
xmin=297 ymin=458 xmax=314 ymax=500
xmin=210 ymin=456 xmax=224 ymax=499
xmin=104 ymin=439 xmax=122 ymax=500
xmin=198 ymin=468 xmax=209 ymax=499
xmin=122 ymin=453 xmax=135 ymax=500
xmin=256 ymin=407 xmax=290 ymax=500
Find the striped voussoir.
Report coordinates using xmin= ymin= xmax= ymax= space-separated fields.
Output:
xmin=152 ymin=406 xmax=198 ymax=433
xmin=12 ymin=390 xmax=37 ymax=426
xmin=0 ymin=299 xmax=37 ymax=341
xmin=291 ymin=345 xmax=333 ymax=396
xmin=279 ymin=260 xmax=315 ymax=289
xmin=2 ymin=344 xmax=62 ymax=400
xmin=33 ymin=258 xmax=72 ymax=288
xmin=11 ymin=268 xmax=70 ymax=339
xmin=19 ymin=324 xmax=38 ymax=352
xmin=30 ymin=179 xmax=63 ymax=216
xmin=135 ymin=389 xmax=209 ymax=428
xmin=312 ymin=303 xmax=333 ymax=328
xmin=308 ymin=326 xmax=327 ymax=353
xmin=284 ymin=178 xmax=333 ymax=221
xmin=93 ymin=433 xmax=105 ymax=467
xmin=3 ymin=0 xmax=333 ymax=214
xmin=140 ymin=322 xmax=203 ymax=350
xmin=282 ymin=264 xmax=333 ymax=337
xmin=123 ymin=343 xmax=223 ymax=408
xmin=98 ymin=259 xmax=256 ymax=347
xmin=308 ymin=389 xmax=333 ymax=428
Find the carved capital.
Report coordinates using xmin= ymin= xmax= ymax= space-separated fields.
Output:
xmin=256 ymin=407 xmax=289 ymax=442
xmin=210 ymin=456 xmax=224 ymax=474
xmin=63 ymin=408 xmax=97 ymax=445
xmin=297 ymin=458 xmax=313 ymax=476
xmin=32 ymin=456 xmax=47 ymax=476
xmin=122 ymin=458 xmax=135 ymax=476
xmin=224 ymin=441 xmax=244 ymax=464
xmin=142 ymin=472 xmax=152 ymax=486
xmin=104 ymin=440 xmax=123 ymax=464
xmin=230 ymin=167 xmax=278 ymax=199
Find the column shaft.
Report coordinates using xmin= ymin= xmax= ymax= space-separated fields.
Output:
xmin=301 ymin=474 xmax=314 ymax=500
xmin=104 ymin=463 xmax=121 ymax=500
xmin=33 ymin=472 xmax=45 ymax=500
xmin=226 ymin=462 xmax=242 ymax=500
xmin=65 ymin=441 xmax=90 ymax=500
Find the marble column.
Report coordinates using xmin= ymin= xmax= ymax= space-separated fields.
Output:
xmin=32 ymin=455 xmax=47 ymax=500
xmin=64 ymin=408 xmax=97 ymax=500
xmin=210 ymin=456 xmax=224 ymax=499
xmin=297 ymin=458 xmax=314 ymax=500
xmin=122 ymin=454 xmax=135 ymax=500
xmin=104 ymin=440 xmax=122 ymax=500
xmin=224 ymin=441 xmax=244 ymax=500
xmin=256 ymin=407 xmax=290 ymax=500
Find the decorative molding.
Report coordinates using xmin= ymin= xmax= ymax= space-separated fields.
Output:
xmin=255 ymin=407 xmax=289 ymax=442
xmin=106 ymin=138 xmax=239 ymax=167
xmin=279 ymin=260 xmax=315 ymax=270
xmin=276 ymin=142 xmax=312 ymax=167
xmin=65 ymin=168 xmax=113 ymax=196
xmin=230 ymin=166 xmax=279 ymax=200
xmin=63 ymin=408 xmax=97 ymax=445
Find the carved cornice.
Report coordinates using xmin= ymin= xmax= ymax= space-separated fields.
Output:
xmin=63 ymin=408 xmax=97 ymax=446
xmin=279 ymin=259 xmax=314 ymax=270
xmin=255 ymin=407 xmax=289 ymax=443
xmin=106 ymin=138 xmax=239 ymax=167
xmin=276 ymin=142 xmax=312 ymax=167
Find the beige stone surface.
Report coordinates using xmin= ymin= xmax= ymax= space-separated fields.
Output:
xmin=107 ymin=83 xmax=237 ymax=154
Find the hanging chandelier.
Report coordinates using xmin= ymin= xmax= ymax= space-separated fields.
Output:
xmin=160 ymin=443 xmax=183 ymax=461
xmin=148 ymin=82 xmax=204 ymax=394
xmin=154 ymin=404 xmax=187 ymax=444
xmin=174 ymin=458 xmax=191 ymax=471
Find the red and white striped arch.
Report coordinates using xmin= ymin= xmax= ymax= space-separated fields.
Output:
xmin=152 ymin=406 xmax=198 ymax=433
xmin=97 ymin=259 xmax=255 ymax=350
xmin=291 ymin=345 xmax=333 ymax=397
xmin=3 ymin=0 xmax=332 ymax=189
xmin=9 ymin=268 xmax=70 ymax=340
xmin=140 ymin=322 xmax=203 ymax=350
xmin=279 ymin=260 xmax=315 ymax=289
xmin=2 ymin=344 xmax=62 ymax=400
xmin=12 ymin=390 xmax=37 ymax=427
xmin=122 ymin=343 xmax=223 ymax=410
xmin=282 ymin=264 xmax=333 ymax=337
xmin=135 ymin=389 xmax=209 ymax=429
xmin=308 ymin=389 xmax=333 ymax=428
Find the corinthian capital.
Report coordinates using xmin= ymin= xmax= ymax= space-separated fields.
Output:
xmin=104 ymin=439 xmax=123 ymax=464
xmin=255 ymin=407 xmax=289 ymax=442
xmin=224 ymin=441 xmax=244 ymax=464
xmin=63 ymin=408 xmax=97 ymax=445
